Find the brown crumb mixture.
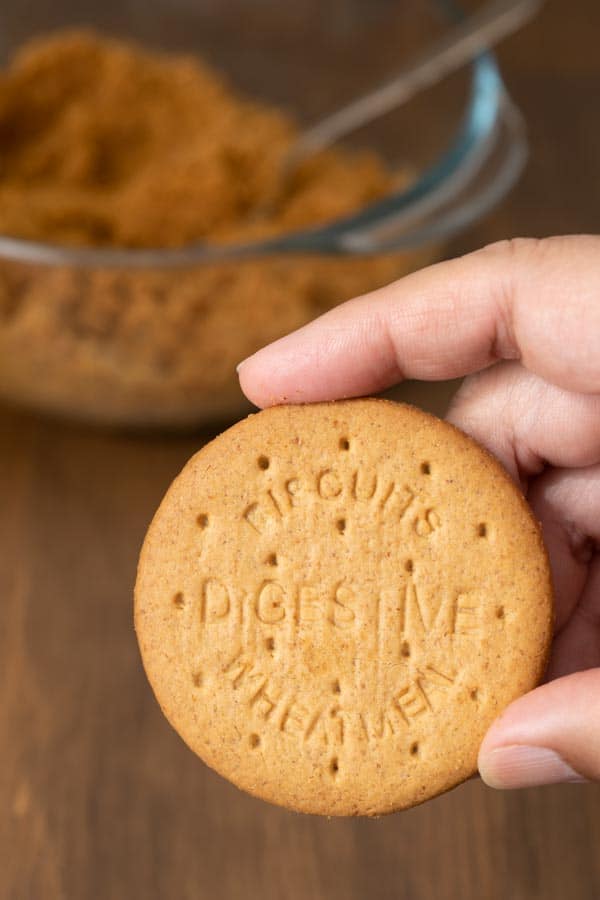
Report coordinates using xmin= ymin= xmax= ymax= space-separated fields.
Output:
xmin=0 ymin=31 xmax=433 ymax=427
xmin=0 ymin=30 xmax=396 ymax=248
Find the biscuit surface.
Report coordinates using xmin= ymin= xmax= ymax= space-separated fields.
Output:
xmin=135 ymin=399 xmax=553 ymax=815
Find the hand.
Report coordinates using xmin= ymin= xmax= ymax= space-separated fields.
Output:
xmin=238 ymin=235 xmax=600 ymax=789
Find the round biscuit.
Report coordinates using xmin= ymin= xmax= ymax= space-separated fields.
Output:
xmin=134 ymin=399 xmax=553 ymax=815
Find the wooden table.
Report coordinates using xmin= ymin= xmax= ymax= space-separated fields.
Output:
xmin=2 ymin=1 xmax=600 ymax=897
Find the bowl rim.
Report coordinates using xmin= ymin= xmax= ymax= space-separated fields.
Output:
xmin=0 ymin=11 xmax=514 ymax=268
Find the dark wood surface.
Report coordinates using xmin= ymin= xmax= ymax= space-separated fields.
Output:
xmin=2 ymin=1 xmax=600 ymax=898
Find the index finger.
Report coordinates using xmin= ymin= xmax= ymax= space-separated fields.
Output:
xmin=237 ymin=236 xmax=600 ymax=407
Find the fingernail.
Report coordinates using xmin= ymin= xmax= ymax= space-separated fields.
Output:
xmin=480 ymin=745 xmax=587 ymax=789
xmin=236 ymin=358 xmax=248 ymax=374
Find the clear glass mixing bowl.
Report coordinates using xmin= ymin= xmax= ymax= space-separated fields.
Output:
xmin=0 ymin=0 xmax=526 ymax=427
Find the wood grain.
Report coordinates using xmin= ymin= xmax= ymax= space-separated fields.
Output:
xmin=2 ymin=1 xmax=600 ymax=897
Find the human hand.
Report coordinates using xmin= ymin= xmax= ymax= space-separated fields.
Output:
xmin=238 ymin=235 xmax=600 ymax=789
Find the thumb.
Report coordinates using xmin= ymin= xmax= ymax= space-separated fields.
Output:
xmin=478 ymin=669 xmax=600 ymax=788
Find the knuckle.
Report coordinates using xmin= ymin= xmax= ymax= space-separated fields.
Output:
xmin=478 ymin=234 xmax=600 ymax=267
xmin=478 ymin=237 xmax=547 ymax=263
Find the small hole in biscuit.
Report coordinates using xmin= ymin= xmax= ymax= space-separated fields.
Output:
xmin=404 ymin=559 xmax=414 ymax=573
xmin=196 ymin=513 xmax=209 ymax=529
xmin=336 ymin=518 xmax=346 ymax=534
xmin=172 ymin=592 xmax=184 ymax=609
xmin=332 ymin=679 xmax=341 ymax=694
xmin=496 ymin=605 xmax=505 ymax=619
xmin=477 ymin=522 xmax=487 ymax=538
xmin=266 ymin=553 xmax=278 ymax=567
xmin=192 ymin=671 xmax=203 ymax=688
xmin=265 ymin=636 xmax=275 ymax=652
xmin=420 ymin=462 xmax=431 ymax=475
xmin=258 ymin=455 xmax=270 ymax=470
xmin=410 ymin=742 xmax=419 ymax=756
xmin=330 ymin=757 xmax=339 ymax=776
xmin=400 ymin=641 xmax=411 ymax=658
xmin=339 ymin=437 xmax=350 ymax=451
xmin=470 ymin=688 xmax=478 ymax=701
xmin=249 ymin=733 xmax=260 ymax=748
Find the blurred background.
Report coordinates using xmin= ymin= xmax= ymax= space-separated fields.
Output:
xmin=1 ymin=1 xmax=600 ymax=898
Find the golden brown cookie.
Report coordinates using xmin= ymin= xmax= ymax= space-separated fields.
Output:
xmin=134 ymin=399 xmax=553 ymax=815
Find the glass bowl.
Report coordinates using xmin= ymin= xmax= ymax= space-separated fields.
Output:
xmin=0 ymin=0 xmax=526 ymax=428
